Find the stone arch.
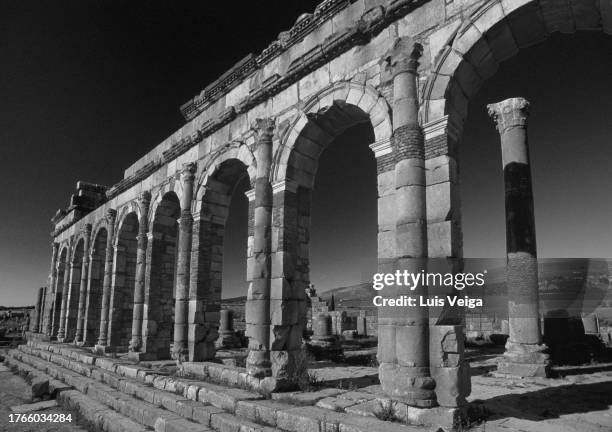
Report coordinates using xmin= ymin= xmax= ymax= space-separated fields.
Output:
xmin=143 ymin=191 xmax=181 ymax=359
xmin=109 ymin=211 xmax=139 ymax=352
xmin=148 ymin=178 xmax=182 ymax=233
xmin=422 ymin=0 xmax=612 ymax=138
xmin=273 ymin=80 xmax=392 ymax=184
xmin=65 ymin=237 xmax=85 ymax=341
xmin=83 ymin=227 xmax=107 ymax=345
xmin=189 ymin=151 xmax=253 ymax=360
xmin=193 ymin=142 xmax=256 ymax=214
xmin=114 ymin=201 xmax=142 ymax=245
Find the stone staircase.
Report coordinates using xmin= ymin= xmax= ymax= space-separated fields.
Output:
xmin=3 ymin=341 xmax=435 ymax=432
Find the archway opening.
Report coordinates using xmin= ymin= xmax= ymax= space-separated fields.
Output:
xmin=286 ymin=100 xmax=379 ymax=354
xmin=84 ymin=228 xmax=107 ymax=345
xmin=65 ymin=238 xmax=84 ymax=341
xmin=52 ymin=247 xmax=68 ymax=336
xmin=146 ymin=192 xmax=180 ymax=359
xmin=110 ymin=212 xmax=138 ymax=352
xmin=195 ymin=158 xmax=250 ymax=354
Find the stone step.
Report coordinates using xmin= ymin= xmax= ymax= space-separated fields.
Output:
xmin=5 ymin=354 xmax=149 ymax=432
xmin=15 ymin=343 xmax=435 ymax=432
xmin=20 ymin=343 xmax=265 ymax=415
xmin=9 ymin=346 xmax=281 ymax=432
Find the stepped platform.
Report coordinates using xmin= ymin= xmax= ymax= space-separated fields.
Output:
xmin=3 ymin=341 xmax=446 ymax=432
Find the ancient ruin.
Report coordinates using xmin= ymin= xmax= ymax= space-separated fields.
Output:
xmin=18 ymin=0 xmax=612 ymax=430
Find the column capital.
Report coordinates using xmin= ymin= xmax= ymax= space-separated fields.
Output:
xmin=252 ymin=117 xmax=275 ymax=140
xmin=138 ymin=190 xmax=152 ymax=205
xmin=384 ymin=38 xmax=423 ymax=78
xmin=180 ymin=162 xmax=197 ymax=183
xmin=105 ymin=208 xmax=117 ymax=224
xmin=487 ymin=97 xmax=530 ymax=135
xmin=82 ymin=223 xmax=92 ymax=235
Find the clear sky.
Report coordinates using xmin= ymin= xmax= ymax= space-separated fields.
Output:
xmin=1 ymin=1 xmax=612 ymax=305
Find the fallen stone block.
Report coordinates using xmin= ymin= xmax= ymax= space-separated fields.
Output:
xmin=10 ymin=400 xmax=58 ymax=413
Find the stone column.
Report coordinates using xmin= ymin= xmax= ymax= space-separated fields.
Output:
xmin=216 ymin=309 xmax=241 ymax=348
xmin=75 ymin=224 xmax=92 ymax=343
xmin=43 ymin=242 xmax=59 ymax=335
xmin=488 ymin=97 xmax=550 ymax=377
xmin=378 ymin=39 xmax=436 ymax=407
xmin=173 ymin=163 xmax=196 ymax=362
xmin=246 ymin=118 xmax=274 ymax=379
xmin=57 ymin=258 xmax=77 ymax=342
xmin=129 ymin=191 xmax=151 ymax=353
xmin=30 ymin=287 xmax=45 ymax=332
xmin=53 ymin=258 xmax=70 ymax=338
xmin=38 ymin=287 xmax=47 ymax=333
xmin=96 ymin=209 xmax=117 ymax=349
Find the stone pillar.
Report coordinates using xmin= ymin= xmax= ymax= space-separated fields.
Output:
xmin=129 ymin=191 xmax=151 ymax=353
xmin=173 ymin=163 xmax=196 ymax=362
xmin=38 ymin=287 xmax=47 ymax=333
xmin=216 ymin=309 xmax=241 ymax=348
xmin=488 ymin=97 xmax=550 ymax=377
xmin=245 ymin=118 xmax=274 ymax=379
xmin=30 ymin=287 xmax=44 ymax=332
xmin=43 ymin=242 xmax=59 ymax=335
xmin=377 ymin=39 xmax=436 ymax=408
xmin=95 ymin=209 xmax=117 ymax=349
xmin=54 ymin=256 xmax=72 ymax=342
xmin=75 ymin=224 xmax=92 ymax=343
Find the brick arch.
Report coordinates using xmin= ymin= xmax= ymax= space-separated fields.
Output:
xmin=422 ymin=0 xmax=611 ymax=138
xmin=273 ymin=80 xmax=392 ymax=184
xmin=193 ymin=142 xmax=256 ymax=215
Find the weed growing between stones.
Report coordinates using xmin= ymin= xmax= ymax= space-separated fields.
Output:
xmin=374 ymin=399 xmax=398 ymax=422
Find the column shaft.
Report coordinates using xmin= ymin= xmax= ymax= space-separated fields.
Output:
xmin=378 ymin=40 xmax=436 ymax=407
xmin=173 ymin=163 xmax=195 ymax=361
xmin=246 ymin=118 xmax=274 ymax=378
xmin=130 ymin=192 xmax=151 ymax=353
xmin=97 ymin=210 xmax=117 ymax=348
xmin=43 ymin=243 xmax=59 ymax=335
xmin=75 ymin=224 xmax=92 ymax=342
xmin=488 ymin=97 xmax=549 ymax=377
xmin=56 ymin=258 xmax=71 ymax=341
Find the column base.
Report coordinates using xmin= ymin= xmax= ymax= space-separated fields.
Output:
xmin=379 ymin=363 xmax=437 ymax=408
xmin=498 ymin=341 xmax=550 ymax=377
xmin=246 ymin=349 xmax=271 ymax=378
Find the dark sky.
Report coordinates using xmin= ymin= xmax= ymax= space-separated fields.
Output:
xmin=1 ymin=2 xmax=612 ymax=305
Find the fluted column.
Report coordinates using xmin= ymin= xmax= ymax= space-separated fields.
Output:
xmin=74 ymin=224 xmax=92 ymax=343
xmin=96 ymin=209 xmax=117 ymax=349
xmin=173 ymin=163 xmax=196 ymax=362
xmin=488 ymin=97 xmax=550 ymax=377
xmin=377 ymin=39 xmax=436 ymax=408
xmin=43 ymin=242 xmax=59 ymax=335
xmin=129 ymin=191 xmax=151 ymax=353
xmin=38 ymin=287 xmax=47 ymax=333
xmin=246 ymin=118 xmax=274 ymax=379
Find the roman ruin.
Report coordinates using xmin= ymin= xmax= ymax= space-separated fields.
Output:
xmin=15 ymin=0 xmax=612 ymax=430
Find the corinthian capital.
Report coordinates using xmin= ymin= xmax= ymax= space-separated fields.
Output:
xmin=487 ymin=97 xmax=530 ymax=134
xmin=180 ymin=162 xmax=197 ymax=183
xmin=138 ymin=191 xmax=152 ymax=205
xmin=105 ymin=208 xmax=117 ymax=224
xmin=252 ymin=117 xmax=275 ymax=141
xmin=384 ymin=37 xmax=423 ymax=77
